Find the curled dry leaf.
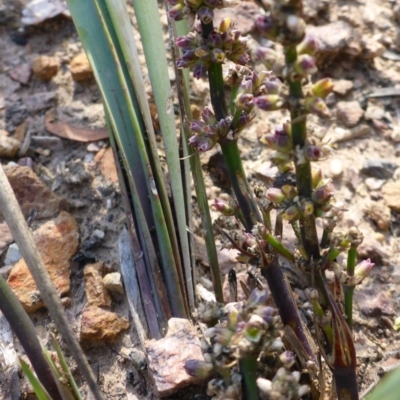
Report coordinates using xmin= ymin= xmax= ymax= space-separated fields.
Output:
xmin=45 ymin=109 xmax=109 ymax=142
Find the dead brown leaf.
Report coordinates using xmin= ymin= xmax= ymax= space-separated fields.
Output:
xmin=45 ymin=108 xmax=109 ymax=142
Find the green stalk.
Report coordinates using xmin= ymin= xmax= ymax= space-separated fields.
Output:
xmin=170 ymin=17 xmax=224 ymax=303
xmin=344 ymin=245 xmax=357 ymax=328
xmin=240 ymin=357 xmax=259 ymax=400
xmin=284 ymin=46 xmax=320 ymax=260
xmin=264 ymin=233 xmax=295 ymax=262
xmin=0 ymin=276 xmax=62 ymax=400
xmin=131 ymin=0 xmax=194 ymax=312
xmin=219 ymin=139 xmax=262 ymax=230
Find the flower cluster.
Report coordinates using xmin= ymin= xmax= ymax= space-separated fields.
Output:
xmin=257 ymin=368 xmax=310 ymax=400
xmin=176 ymin=18 xmax=249 ymax=79
xmin=235 ymin=70 xmax=285 ymax=115
xmin=167 ymin=0 xmax=239 ymax=22
xmin=258 ymin=166 xmax=334 ymax=222
xmin=185 ymin=288 xmax=306 ymax=399
xmin=188 ymin=107 xmax=232 ymax=152
xmin=333 ymin=258 xmax=375 ymax=286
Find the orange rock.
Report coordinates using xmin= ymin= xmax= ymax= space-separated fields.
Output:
xmin=2 ymin=165 xmax=66 ymax=220
xmin=70 ymin=53 xmax=93 ymax=82
xmin=94 ymin=147 xmax=118 ymax=185
xmin=83 ymin=261 xmax=111 ymax=307
xmin=80 ymin=305 xmax=129 ymax=341
xmin=32 ymin=56 xmax=59 ymax=81
xmin=7 ymin=211 xmax=79 ymax=312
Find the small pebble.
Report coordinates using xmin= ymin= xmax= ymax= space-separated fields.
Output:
xmin=374 ymin=233 xmax=385 ymax=243
xmin=329 ymin=159 xmax=343 ymax=178
xmin=103 ymin=272 xmax=125 ymax=295
xmin=365 ymin=177 xmax=385 ymax=191
xmin=4 ymin=243 xmax=22 ymax=265
xmin=84 ymin=153 xmax=94 ymax=163
xmin=93 ymin=229 xmax=105 ymax=239
xmin=87 ymin=143 xmax=100 ymax=152
xmin=106 ymin=198 xmax=113 ymax=209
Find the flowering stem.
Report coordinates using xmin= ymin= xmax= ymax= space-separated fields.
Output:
xmin=264 ymin=233 xmax=295 ymax=262
xmin=204 ymin=27 xmax=262 ymax=229
xmin=284 ymin=46 xmax=320 ymax=260
xmin=240 ymin=357 xmax=259 ymax=400
xmin=219 ymin=140 xmax=262 ymax=230
xmin=261 ymin=258 xmax=318 ymax=365
xmin=344 ymin=245 xmax=357 ymax=327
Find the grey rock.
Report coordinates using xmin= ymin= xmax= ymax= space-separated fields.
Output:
xmin=361 ymin=159 xmax=397 ymax=180
xmin=357 ymin=287 xmax=395 ymax=317
xmin=337 ymin=101 xmax=364 ymax=127
xmin=23 ymin=91 xmax=56 ymax=113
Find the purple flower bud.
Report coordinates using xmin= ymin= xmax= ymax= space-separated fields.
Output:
xmin=305 ymin=145 xmax=323 ymax=161
xmin=188 ymin=133 xmax=202 ymax=147
xmin=247 ymin=288 xmax=269 ymax=307
xmin=235 ymin=112 xmax=251 ymax=132
xmin=281 ymin=184 xmax=297 ymax=200
xmin=176 ymin=34 xmax=197 ymax=49
xmin=193 ymin=59 xmax=208 ymax=79
xmin=312 ymin=184 xmax=334 ymax=205
xmin=197 ymin=136 xmax=216 ymax=152
xmin=236 ymin=93 xmax=254 ymax=111
xmin=266 ymin=188 xmax=286 ymax=204
xmin=184 ymin=359 xmax=213 ymax=379
xmin=197 ymin=6 xmax=214 ymax=24
xmin=254 ymin=306 xmax=276 ymax=325
xmin=240 ymin=78 xmax=253 ymax=93
xmin=229 ymin=51 xmax=250 ymax=66
xmin=213 ymin=327 xmax=233 ymax=346
xmin=300 ymin=200 xmax=314 ymax=217
xmin=282 ymin=204 xmax=301 ymax=221
xmin=254 ymin=94 xmax=284 ymax=111
xmin=203 ymin=124 xmax=218 ymax=138
xmin=280 ymin=350 xmax=296 ymax=368
xmin=212 ymin=198 xmax=237 ymax=216
xmin=216 ymin=116 xmax=232 ymax=135
xmin=354 ymin=258 xmax=374 ymax=284
xmin=255 ymin=15 xmax=278 ymax=40
xmin=255 ymin=47 xmax=278 ymax=69
xmin=275 ymin=131 xmax=292 ymax=153
xmin=305 ymin=96 xmax=330 ymax=118
xmin=297 ymin=34 xmax=320 ymax=56
xmin=168 ymin=3 xmax=185 ymax=20
xmin=190 ymin=120 xmax=205 ymax=133
xmin=201 ymin=107 xmax=216 ymax=125
xmin=294 ymin=54 xmax=318 ymax=76
xmin=264 ymin=76 xmax=281 ymax=94
xmin=312 ymin=78 xmax=334 ymax=99
xmin=211 ymin=48 xmax=225 ymax=63
xmin=207 ymin=31 xmax=223 ymax=48
xmin=260 ymin=133 xmax=277 ymax=149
